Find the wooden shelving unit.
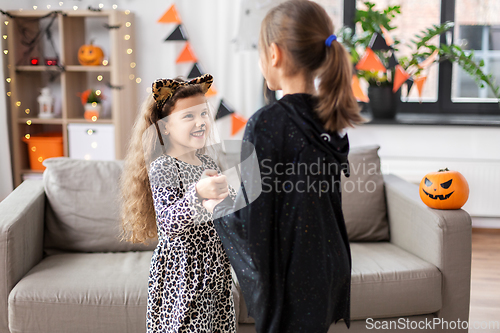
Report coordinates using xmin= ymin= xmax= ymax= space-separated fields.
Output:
xmin=2 ymin=9 xmax=137 ymax=186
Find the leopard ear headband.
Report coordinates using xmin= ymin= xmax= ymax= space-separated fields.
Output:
xmin=151 ymin=73 xmax=213 ymax=149
xmin=151 ymin=73 xmax=213 ymax=111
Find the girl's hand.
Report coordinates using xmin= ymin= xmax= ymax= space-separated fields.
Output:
xmin=202 ymin=198 xmax=225 ymax=213
xmin=195 ymin=169 xmax=229 ymax=200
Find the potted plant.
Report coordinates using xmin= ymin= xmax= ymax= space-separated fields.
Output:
xmin=78 ymin=89 xmax=105 ymax=121
xmin=339 ymin=1 xmax=500 ymax=119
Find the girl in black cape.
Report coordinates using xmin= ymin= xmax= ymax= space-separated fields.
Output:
xmin=202 ymin=1 xmax=365 ymax=332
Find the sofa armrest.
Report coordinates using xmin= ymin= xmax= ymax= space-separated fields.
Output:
xmin=383 ymin=174 xmax=471 ymax=327
xmin=0 ymin=179 xmax=45 ymax=332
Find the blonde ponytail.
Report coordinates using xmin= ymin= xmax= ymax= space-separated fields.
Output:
xmin=317 ymin=40 xmax=366 ymax=132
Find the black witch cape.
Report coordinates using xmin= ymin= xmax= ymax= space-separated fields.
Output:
xmin=213 ymin=93 xmax=352 ymax=333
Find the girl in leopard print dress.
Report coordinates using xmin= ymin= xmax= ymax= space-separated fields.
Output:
xmin=119 ymin=74 xmax=236 ymax=333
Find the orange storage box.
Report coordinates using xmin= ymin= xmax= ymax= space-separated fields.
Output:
xmin=22 ymin=132 xmax=64 ymax=171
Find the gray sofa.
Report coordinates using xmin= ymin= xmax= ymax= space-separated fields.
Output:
xmin=0 ymin=146 xmax=471 ymax=333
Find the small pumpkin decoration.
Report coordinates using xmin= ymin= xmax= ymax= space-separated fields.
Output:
xmin=419 ymin=168 xmax=469 ymax=209
xmin=78 ymin=41 xmax=104 ymax=66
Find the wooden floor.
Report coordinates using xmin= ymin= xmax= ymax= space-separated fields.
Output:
xmin=469 ymin=228 xmax=500 ymax=333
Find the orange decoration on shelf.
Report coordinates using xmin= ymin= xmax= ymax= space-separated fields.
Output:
xmin=158 ymin=4 xmax=181 ymax=24
xmin=231 ymin=113 xmax=247 ymax=136
xmin=355 ymin=47 xmax=386 ymax=73
xmin=79 ymin=90 xmax=91 ymax=105
xmin=84 ymin=110 xmax=99 ymax=121
xmin=176 ymin=43 xmax=197 ymax=63
xmin=392 ymin=65 xmax=410 ymax=92
xmin=351 ymin=75 xmax=369 ymax=102
xmin=419 ymin=168 xmax=469 ymax=209
xmin=22 ymin=132 xmax=63 ymax=171
xmin=78 ymin=42 xmax=104 ymax=66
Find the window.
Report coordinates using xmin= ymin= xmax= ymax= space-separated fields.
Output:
xmin=452 ymin=0 xmax=500 ymax=102
xmin=347 ymin=0 xmax=500 ymax=115
xmin=355 ymin=0 xmax=441 ymax=102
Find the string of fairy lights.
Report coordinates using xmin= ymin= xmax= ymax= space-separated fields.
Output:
xmin=1 ymin=3 xmax=139 ymax=149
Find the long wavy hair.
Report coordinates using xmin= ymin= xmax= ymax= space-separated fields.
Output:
xmin=259 ymin=0 xmax=366 ymax=131
xmin=119 ymin=80 xmax=210 ymax=244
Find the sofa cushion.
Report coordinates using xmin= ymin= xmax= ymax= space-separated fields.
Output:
xmin=8 ymin=252 xmax=150 ymax=333
xmin=42 ymin=157 xmax=156 ymax=254
xmin=350 ymin=242 xmax=442 ymax=319
xmin=236 ymin=241 xmax=442 ymax=324
xmin=8 ymin=251 xmax=241 ymax=333
xmin=341 ymin=145 xmax=390 ymax=241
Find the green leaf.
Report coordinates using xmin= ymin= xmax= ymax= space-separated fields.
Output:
xmin=346 ymin=2 xmax=499 ymax=105
xmin=439 ymin=43 xmax=500 ymax=100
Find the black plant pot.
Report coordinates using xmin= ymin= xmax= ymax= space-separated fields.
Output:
xmin=367 ymin=85 xmax=401 ymax=119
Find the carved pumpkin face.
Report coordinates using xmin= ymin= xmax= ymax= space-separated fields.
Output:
xmin=419 ymin=168 xmax=469 ymax=209
xmin=78 ymin=44 xmax=104 ymax=66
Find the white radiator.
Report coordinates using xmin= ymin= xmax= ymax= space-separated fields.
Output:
xmin=381 ymin=158 xmax=500 ymax=217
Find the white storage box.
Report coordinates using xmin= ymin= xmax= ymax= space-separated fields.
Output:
xmin=67 ymin=123 xmax=115 ymax=160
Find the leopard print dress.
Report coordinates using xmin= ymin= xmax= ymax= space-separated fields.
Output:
xmin=146 ymin=152 xmax=237 ymax=333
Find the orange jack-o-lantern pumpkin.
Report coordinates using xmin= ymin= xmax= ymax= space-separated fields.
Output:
xmin=419 ymin=168 xmax=469 ymax=209
xmin=78 ymin=42 xmax=104 ymax=66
